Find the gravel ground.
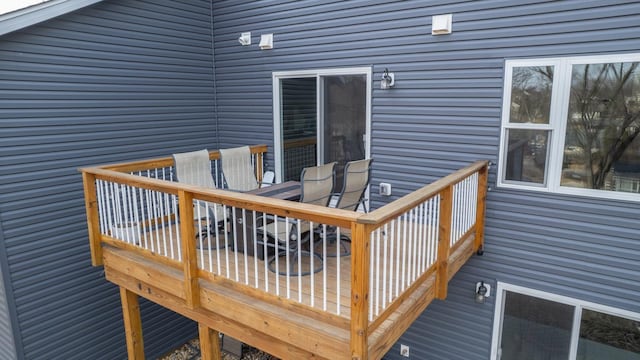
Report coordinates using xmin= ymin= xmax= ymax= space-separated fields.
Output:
xmin=159 ymin=338 xmax=279 ymax=360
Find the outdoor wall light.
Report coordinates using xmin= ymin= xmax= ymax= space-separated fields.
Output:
xmin=475 ymin=281 xmax=491 ymax=304
xmin=238 ymin=32 xmax=251 ymax=46
xmin=380 ymin=68 xmax=395 ymax=89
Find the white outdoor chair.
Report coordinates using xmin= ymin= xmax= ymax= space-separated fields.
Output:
xmin=220 ymin=146 xmax=260 ymax=192
xmin=173 ymin=149 xmax=227 ymax=247
xmin=259 ymin=162 xmax=336 ymax=276
xmin=315 ymin=158 xmax=372 ymax=257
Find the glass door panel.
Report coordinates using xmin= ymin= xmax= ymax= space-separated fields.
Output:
xmin=577 ymin=309 xmax=640 ymax=360
xmin=280 ymin=78 xmax=317 ymax=181
xmin=320 ymin=74 xmax=367 ymax=192
xmin=500 ymin=292 xmax=574 ymax=360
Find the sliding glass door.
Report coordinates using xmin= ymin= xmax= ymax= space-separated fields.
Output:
xmin=491 ymin=283 xmax=640 ymax=360
xmin=274 ymin=68 xmax=371 ymax=189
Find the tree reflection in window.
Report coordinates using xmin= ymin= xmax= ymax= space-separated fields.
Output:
xmin=562 ymin=62 xmax=640 ymax=192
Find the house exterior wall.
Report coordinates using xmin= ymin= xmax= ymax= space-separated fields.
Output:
xmin=211 ymin=1 xmax=640 ymax=359
xmin=0 ymin=0 xmax=217 ymax=358
xmin=0 ymin=240 xmax=17 ymax=360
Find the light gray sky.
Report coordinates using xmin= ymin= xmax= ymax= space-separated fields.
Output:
xmin=0 ymin=0 xmax=51 ymax=15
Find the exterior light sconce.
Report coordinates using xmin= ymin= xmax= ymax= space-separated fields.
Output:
xmin=238 ymin=32 xmax=251 ymax=46
xmin=475 ymin=281 xmax=491 ymax=304
xmin=381 ymin=68 xmax=395 ymax=89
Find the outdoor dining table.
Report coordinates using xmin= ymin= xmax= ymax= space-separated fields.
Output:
xmin=246 ymin=180 xmax=301 ymax=201
xmin=232 ymin=181 xmax=300 ymax=257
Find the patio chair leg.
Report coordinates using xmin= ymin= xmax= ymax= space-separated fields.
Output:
xmin=267 ymin=250 xmax=323 ymax=276
xmin=314 ymin=234 xmax=351 ymax=257
xmin=195 ymin=224 xmax=228 ymax=250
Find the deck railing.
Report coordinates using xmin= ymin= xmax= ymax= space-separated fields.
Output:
xmin=357 ymin=162 xmax=488 ymax=342
xmin=80 ymin=144 xmax=488 ymax=359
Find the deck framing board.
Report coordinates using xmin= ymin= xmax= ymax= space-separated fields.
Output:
xmin=103 ymin=246 xmax=350 ymax=359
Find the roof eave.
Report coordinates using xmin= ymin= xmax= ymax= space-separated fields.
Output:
xmin=0 ymin=0 xmax=104 ymax=37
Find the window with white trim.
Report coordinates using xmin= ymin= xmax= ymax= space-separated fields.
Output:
xmin=491 ymin=283 xmax=640 ymax=360
xmin=498 ymin=54 xmax=640 ymax=202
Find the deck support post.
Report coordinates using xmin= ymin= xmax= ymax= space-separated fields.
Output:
xmin=120 ymin=287 xmax=145 ymax=359
xmin=178 ymin=190 xmax=200 ymax=308
xmin=255 ymin=151 xmax=264 ymax=183
xmin=436 ymin=185 xmax=453 ymax=300
xmin=82 ymin=172 xmax=103 ymax=266
xmin=350 ymin=222 xmax=370 ymax=360
xmin=198 ymin=323 xmax=222 ymax=360
xmin=474 ymin=163 xmax=489 ymax=253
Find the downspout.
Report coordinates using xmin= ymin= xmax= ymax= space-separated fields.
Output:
xmin=209 ymin=0 xmax=220 ymax=150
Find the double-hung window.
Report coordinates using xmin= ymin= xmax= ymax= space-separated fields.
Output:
xmin=498 ymin=54 xmax=640 ymax=201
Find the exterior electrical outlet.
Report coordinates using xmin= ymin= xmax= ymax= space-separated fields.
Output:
xmin=400 ymin=344 xmax=410 ymax=357
xmin=379 ymin=182 xmax=392 ymax=196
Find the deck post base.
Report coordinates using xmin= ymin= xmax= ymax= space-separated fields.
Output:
xmin=120 ymin=286 xmax=145 ymax=359
xmin=198 ymin=323 xmax=222 ymax=360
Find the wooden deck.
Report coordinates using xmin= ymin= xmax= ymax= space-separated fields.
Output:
xmin=102 ymin=228 xmax=477 ymax=360
xmin=140 ymin=223 xmax=353 ymax=317
xmin=80 ymin=146 xmax=489 ymax=359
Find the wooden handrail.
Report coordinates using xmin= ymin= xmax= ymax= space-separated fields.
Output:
xmin=80 ymin=144 xmax=269 ymax=173
xmin=82 ymin=166 xmax=359 ymax=229
xmin=284 ymin=137 xmax=316 ymax=149
xmin=357 ymin=160 xmax=489 ymax=226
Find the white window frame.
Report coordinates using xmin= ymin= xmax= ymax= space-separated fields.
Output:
xmin=490 ymin=282 xmax=640 ymax=360
xmin=498 ymin=53 xmax=640 ymax=202
xmin=272 ymin=67 xmax=372 ymax=183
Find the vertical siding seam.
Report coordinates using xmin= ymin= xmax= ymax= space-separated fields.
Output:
xmin=210 ymin=0 xmax=221 ymax=150
xmin=0 ymin=215 xmax=20 ymax=360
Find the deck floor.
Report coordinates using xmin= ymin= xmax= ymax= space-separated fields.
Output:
xmin=199 ymin=244 xmax=352 ymax=317
xmin=137 ymin=223 xmax=353 ymax=317
xmin=128 ymin=218 xmax=443 ymax=321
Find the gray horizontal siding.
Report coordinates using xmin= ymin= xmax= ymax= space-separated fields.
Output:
xmin=0 ymin=0 xmax=213 ymax=358
xmin=212 ymin=1 xmax=640 ymax=359
xmin=0 ymin=244 xmax=17 ymax=360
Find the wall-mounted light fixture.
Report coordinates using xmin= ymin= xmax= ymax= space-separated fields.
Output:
xmin=259 ymin=33 xmax=273 ymax=50
xmin=238 ymin=32 xmax=251 ymax=46
xmin=381 ymin=68 xmax=395 ymax=89
xmin=475 ymin=281 xmax=491 ymax=304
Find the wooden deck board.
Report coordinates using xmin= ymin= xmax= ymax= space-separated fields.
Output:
xmin=142 ymin=223 xmax=354 ymax=317
xmin=140 ymin=220 xmax=447 ymax=321
xmin=107 ymin=222 xmax=477 ymax=359
xmin=104 ymin=246 xmax=351 ymax=360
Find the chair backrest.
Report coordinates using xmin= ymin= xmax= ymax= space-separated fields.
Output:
xmin=173 ymin=149 xmax=217 ymax=188
xmin=300 ymin=162 xmax=336 ymax=206
xmin=262 ymin=171 xmax=275 ymax=185
xmin=220 ymin=146 xmax=259 ymax=192
xmin=335 ymin=158 xmax=372 ymax=212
